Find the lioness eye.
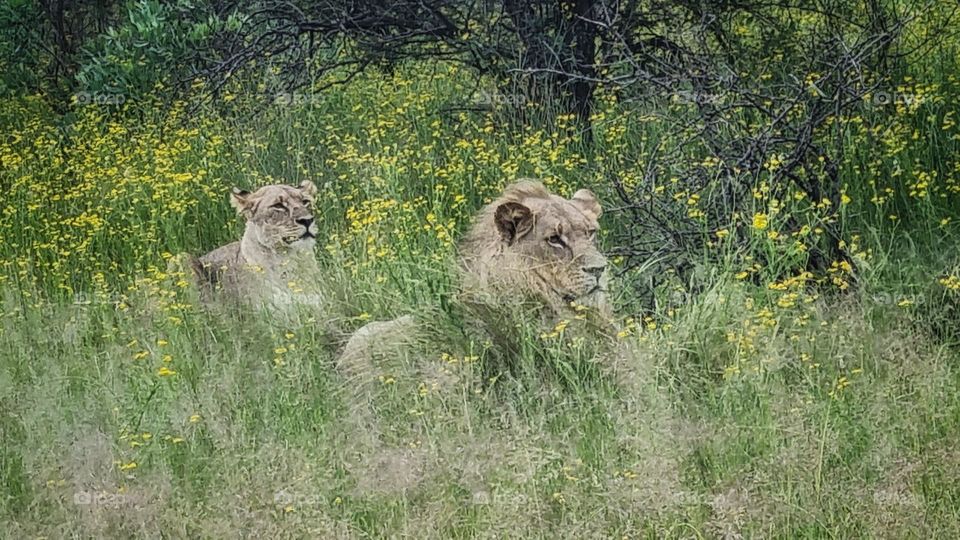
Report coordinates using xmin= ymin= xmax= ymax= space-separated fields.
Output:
xmin=547 ymin=234 xmax=565 ymax=247
xmin=587 ymin=229 xmax=597 ymax=241
xmin=271 ymin=202 xmax=287 ymax=210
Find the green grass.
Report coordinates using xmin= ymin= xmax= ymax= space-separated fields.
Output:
xmin=2 ymin=267 xmax=959 ymax=537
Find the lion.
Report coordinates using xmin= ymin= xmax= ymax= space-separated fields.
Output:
xmin=172 ymin=180 xmax=323 ymax=307
xmin=337 ymin=180 xmax=613 ymax=383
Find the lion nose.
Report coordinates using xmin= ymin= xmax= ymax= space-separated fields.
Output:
xmin=296 ymin=217 xmax=314 ymax=228
xmin=583 ymin=264 xmax=606 ymax=279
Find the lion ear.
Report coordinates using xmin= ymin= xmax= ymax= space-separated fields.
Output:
xmin=299 ymin=180 xmax=317 ymax=200
xmin=494 ymin=201 xmax=534 ymax=245
xmin=571 ymin=189 xmax=602 ymax=221
xmin=230 ymin=187 xmax=253 ymax=217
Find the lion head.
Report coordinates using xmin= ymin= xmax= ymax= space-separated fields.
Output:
xmin=458 ymin=180 xmax=610 ymax=316
xmin=230 ymin=181 xmax=319 ymax=251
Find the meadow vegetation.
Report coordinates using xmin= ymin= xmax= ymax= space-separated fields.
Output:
xmin=2 ymin=1 xmax=960 ymax=537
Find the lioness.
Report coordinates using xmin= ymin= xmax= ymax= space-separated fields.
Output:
xmin=177 ymin=180 xmax=322 ymax=306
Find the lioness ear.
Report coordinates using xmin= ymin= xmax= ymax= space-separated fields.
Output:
xmin=230 ymin=187 xmax=253 ymax=217
xmin=299 ymin=180 xmax=317 ymax=200
xmin=571 ymin=189 xmax=602 ymax=221
xmin=494 ymin=201 xmax=534 ymax=245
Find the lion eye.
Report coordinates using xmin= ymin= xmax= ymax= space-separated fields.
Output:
xmin=547 ymin=234 xmax=565 ymax=248
xmin=270 ymin=202 xmax=287 ymax=210
xmin=587 ymin=229 xmax=597 ymax=241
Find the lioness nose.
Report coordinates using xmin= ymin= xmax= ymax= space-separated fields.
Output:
xmin=296 ymin=217 xmax=314 ymax=228
xmin=583 ymin=264 xmax=606 ymax=279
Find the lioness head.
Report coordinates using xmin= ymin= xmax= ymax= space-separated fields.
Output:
xmin=459 ymin=180 xmax=610 ymax=315
xmin=230 ymin=181 xmax=319 ymax=250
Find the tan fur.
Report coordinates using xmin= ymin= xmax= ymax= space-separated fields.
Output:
xmin=458 ymin=179 xmax=611 ymax=318
xmin=180 ymin=181 xmax=322 ymax=306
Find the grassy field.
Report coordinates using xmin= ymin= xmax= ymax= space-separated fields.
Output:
xmin=3 ymin=55 xmax=960 ymax=537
